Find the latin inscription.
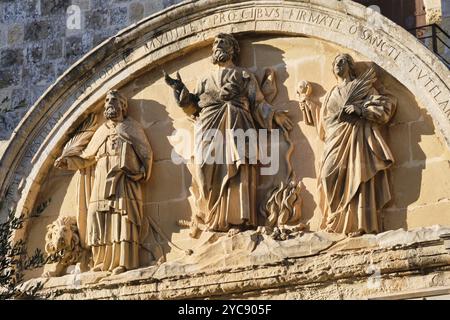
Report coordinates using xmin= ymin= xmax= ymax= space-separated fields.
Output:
xmin=348 ymin=25 xmax=402 ymax=61
xmin=88 ymin=5 xmax=450 ymax=122
xmin=409 ymin=63 xmax=450 ymax=116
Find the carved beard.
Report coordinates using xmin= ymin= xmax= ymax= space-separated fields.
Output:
xmin=212 ymin=48 xmax=232 ymax=64
xmin=104 ymin=105 xmax=119 ymax=120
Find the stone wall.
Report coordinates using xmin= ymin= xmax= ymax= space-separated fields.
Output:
xmin=0 ymin=0 xmax=182 ymax=140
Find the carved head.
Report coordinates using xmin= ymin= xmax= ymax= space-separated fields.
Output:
xmin=332 ymin=53 xmax=356 ymax=80
xmin=104 ymin=89 xmax=128 ymax=121
xmin=296 ymin=80 xmax=312 ymax=101
xmin=212 ymin=33 xmax=240 ymax=65
xmin=45 ymin=216 xmax=81 ymax=266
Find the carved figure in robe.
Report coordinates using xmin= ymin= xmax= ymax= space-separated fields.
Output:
xmin=55 ymin=90 xmax=154 ymax=274
xmin=296 ymin=80 xmax=321 ymax=129
xmin=316 ymin=54 xmax=397 ymax=237
xmin=164 ymin=33 xmax=294 ymax=236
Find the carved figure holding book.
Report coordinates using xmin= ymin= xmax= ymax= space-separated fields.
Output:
xmin=55 ymin=89 xmax=153 ymax=274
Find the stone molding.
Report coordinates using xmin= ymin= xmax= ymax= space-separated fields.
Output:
xmin=19 ymin=226 xmax=450 ymax=299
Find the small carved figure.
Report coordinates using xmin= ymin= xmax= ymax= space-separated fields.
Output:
xmin=296 ymin=80 xmax=320 ymax=128
xmin=42 ymin=216 xmax=82 ymax=277
xmin=317 ymin=54 xmax=397 ymax=237
xmin=261 ymin=68 xmax=278 ymax=103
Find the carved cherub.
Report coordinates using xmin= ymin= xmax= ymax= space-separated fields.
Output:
xmin=296 ymin=80 xmax=320 ymax=127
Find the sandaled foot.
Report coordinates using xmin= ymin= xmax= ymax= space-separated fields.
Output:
xmin=348 ymin=229 xmax=366 ymax=238
xmin=111 ymin=266 xmax=127 ymax=275
xmin=156 ymin=256 xmax=166 ymax=265
xmin=293 ymin=223 xmax=307 ymax=232
xmin=91 ymin=264 xmax=103 ymax=272
xmin=227 ymin=227 xmax=241 ymax=237
xmin=323 ymin=226 xmax=335 ymax=233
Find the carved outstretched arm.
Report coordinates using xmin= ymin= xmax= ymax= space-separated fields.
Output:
xmin=54 ymin=113 xmax=98 ymax=170
xmin=163 ymin=71 xmax=200 ymax=117
xmin=55 ymin=155 xmax=96 ymax=170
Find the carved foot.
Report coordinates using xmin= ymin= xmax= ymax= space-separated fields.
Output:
xmin=91 ymin=264 xmax=104 ymax=272
xmin=256 ymin=226 xmax=272 ymax=235
xmin=323 ymin=226 xmax=335 ymax=233
xmin=293 ymin=223 xmax=307 ymax=232
xmin=189 ymin=222 xmax=201 ymax=239
xmin=227 ymin=227 xmax=241 ymax=237
xmin=156 ymin=256 xmax=166 ymax=265
xmin=42 ymin=271 xmax=57 ymax=278
xmin=111 ymin=266 xmax=127 ymax=275
xmin=348 ymin=229 xmax=366 ymax=238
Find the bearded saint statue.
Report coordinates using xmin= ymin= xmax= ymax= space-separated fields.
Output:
xmin=55 ymin=89 xmax=154 ymax=274
xmin=164 ymin=33 xmax=294 ymax=236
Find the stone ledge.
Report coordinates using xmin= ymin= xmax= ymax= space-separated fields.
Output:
xmin=19 ymin=225 xmax=450 ymax=299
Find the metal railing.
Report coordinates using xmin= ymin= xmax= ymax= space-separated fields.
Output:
xmin=409 ymin=23 xmax=450 ymax=68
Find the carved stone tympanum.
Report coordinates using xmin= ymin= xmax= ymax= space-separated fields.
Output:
xmin=4 ymin=0 xmax=450 ymax=300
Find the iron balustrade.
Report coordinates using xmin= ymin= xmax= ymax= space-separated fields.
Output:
xmin=408 ymin=23 xmax=450 ymax=68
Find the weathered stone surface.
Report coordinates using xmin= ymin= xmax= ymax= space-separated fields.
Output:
xmin=0 ymin=68 xmax=20 ymax=89
xmin=64 ymin=36 xmax=83 ymax=59
xmin=25 ymin=44 xmax=43 ymax=64
xmin=329 ymin=225 xmax=450 ymax=251
xmin=7 ymin=24 xmax=24 ymax=45
xmin=41 ymin=0 xmax=71 ymax=17
xmin=110 ymin=7 xmax=128 ymax=26
xmin=46 ymin=39 xmax=62 ymax=60
xmin=0 ymin=48 xmax=23 ymax=67
xmin=20 ymin=226 xmax=450 ymax=299
xmin=129 ymin=2 xmax=144 ymax=23
xmin=24 ymin=21 xmax=51 ymax=42
xmin=85 ymin=9 xmax=108 ymax=30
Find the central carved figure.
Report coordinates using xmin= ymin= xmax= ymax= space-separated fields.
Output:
xmin=165 ymin=33 xmax=293 ymax=235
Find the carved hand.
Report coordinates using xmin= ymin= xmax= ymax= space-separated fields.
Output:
xmin=344 ymin=104 xmax=362 ymax=116
xmin=163 ymin=70 xmax=185 ymax=102
xmin=54 ymin=156 xmax=68 ymax=169
xmin=274 ymin=110 xmax=294 ymax=131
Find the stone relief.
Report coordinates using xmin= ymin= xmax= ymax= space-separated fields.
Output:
xmin=164 ymin=33 xmax=300 ymax=238
xmin=263 ymin=180 xmax=306 ymax=240
xmin=301 ymin=53 xmax=397 ymax=237
xmin=53 ymin=90 xmax=159 ymax=275
xmin=42 ymin=216 xmax=83 ymax=278
xmin=41 ymin=37 xmax=403 ymax=278
xmin=296 ymin=80 xmax=320 ymax=129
